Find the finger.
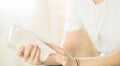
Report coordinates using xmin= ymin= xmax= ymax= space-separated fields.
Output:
xmin=48 ymin=44 xmax=65 ymax=55
xmin=41 ymin=42 xmax=65 ymax=55
xmin=34 ymin=47 xmax=41 ymax=60
xmin=24 ymin=44 xmax=34 ymax=60
xmin=33 ymin=47 xmax=42 ymax=65
xmin=18 ymin=46 xmax=25 ymax=57
xmin=28 ymin=45 xmax=38 ymax=62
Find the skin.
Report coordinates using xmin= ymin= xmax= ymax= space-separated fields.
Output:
xmin=18 ymin=40 xmax=120 ymax=66
xmin=18 ymin=45 xmax=42 ymax=65
xmin=18 ymin=29 xmax=98 ymax=65
xmin=49 ymin=44 xmax=120 ymax=66
xmin=17 ymin=0 xmax=120 ymax=66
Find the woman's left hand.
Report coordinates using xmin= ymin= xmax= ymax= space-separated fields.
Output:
xmin=47 ymin=44 xmax=76 ymax=66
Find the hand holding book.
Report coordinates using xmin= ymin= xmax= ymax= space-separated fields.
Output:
xmin=7 ymin=25 xmax=55 ymax=62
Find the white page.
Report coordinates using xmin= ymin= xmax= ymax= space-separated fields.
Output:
xmin=7 ymin=25 xmax=55 ymax=61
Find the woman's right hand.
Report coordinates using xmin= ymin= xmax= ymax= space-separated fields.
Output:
xmin=48 ymin=44 xmax=77 ymax=66
xmin=18 ymin=45 xmax=43 ymax=65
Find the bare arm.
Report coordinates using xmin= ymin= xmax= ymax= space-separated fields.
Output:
xmin=48 ymin=43 xmax=120 ymax=66
xmin=78 ymin=51 xmax=120 ymax=66
xmin=97 ymin=51 xmax=120 ymax=66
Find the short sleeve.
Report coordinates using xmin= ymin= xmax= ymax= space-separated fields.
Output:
xmin=64 ymin=0 xmax=84 ymax=31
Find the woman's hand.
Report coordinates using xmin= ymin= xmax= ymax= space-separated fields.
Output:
xmin=18 ymin=45 xmax=42 ymax=65
xmin=48 ymin=44 xmax=77 ymax=66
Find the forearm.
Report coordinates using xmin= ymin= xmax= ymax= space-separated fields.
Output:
xmin=98 ymin=51 xmax=120 ymax=66
xmin=79 ymin=51 xmax=120 ymax=66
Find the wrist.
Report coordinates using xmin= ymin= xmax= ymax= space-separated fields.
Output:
xmin=73 ymin=58 xmax=80 ymax=66
xmin=79 ymin=57 xmax=103 ymax=66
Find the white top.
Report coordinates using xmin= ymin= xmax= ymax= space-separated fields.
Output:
xmin=64 ymin=0 xmax=120 ymax=54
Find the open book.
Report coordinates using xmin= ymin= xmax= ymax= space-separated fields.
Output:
xmin=7 ymin=25 xmax=55 ymax=61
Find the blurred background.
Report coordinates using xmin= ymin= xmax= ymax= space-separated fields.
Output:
xmin=0 ymin=0 xmax=66 ymax=66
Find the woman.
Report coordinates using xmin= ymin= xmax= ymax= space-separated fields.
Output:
xmin=18 ymin=0 xmax=120 ymax=66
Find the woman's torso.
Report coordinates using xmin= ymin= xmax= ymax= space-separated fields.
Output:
xmin=88 ymin=0 xmax=120 ymax=54
xmin=65 ymin=0 xmax=120 ymax=54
